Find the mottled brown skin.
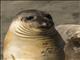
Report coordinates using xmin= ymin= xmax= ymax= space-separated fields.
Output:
xmin=3 ymin=10 xmax=65 ymax=60
xmin=56 ymin=25 xmax=80 ymax=60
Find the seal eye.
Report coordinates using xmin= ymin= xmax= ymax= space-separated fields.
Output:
xmin=45 ymin=14 xmax=52 ymax=20
xmin=25 ymin=16 xmax=34 ymax=20
xmin=72 ymin=38 xmax=80 ymax=48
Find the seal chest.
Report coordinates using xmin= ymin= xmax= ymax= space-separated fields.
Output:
xmin=3 ymin=10 xmax=65 ymax=60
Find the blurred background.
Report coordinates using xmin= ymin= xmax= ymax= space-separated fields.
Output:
xmin=1 ymin=1 xmax=80 ymax=59
xmin=1 ymin=1 xmax=80 ymax=39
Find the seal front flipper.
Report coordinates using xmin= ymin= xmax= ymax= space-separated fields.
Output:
xmin=11 ymin=54 xmax=15 ymax=60
xmin=3 ymin=54 xmax=15 ymax=60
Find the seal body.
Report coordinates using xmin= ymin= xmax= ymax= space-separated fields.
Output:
xmin=3 ymin=10 xmax=65 ymax=60
xmin=56 ymin=24 xmax=80 ymax=60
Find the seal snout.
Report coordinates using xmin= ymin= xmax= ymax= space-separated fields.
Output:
xmin=39 ymin=20 xmax=54 ymax=29
xmin=37 ymin=14 xmax=54 ymax=29
xmin=17 ymin=10 xmax=54 ymax=30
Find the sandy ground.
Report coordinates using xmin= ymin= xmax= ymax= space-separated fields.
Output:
xmin=1 ymin=1 xmax=80 ymax=59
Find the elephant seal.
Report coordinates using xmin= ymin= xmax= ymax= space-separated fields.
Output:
xmin=56 ymin=24 xmax=80 ymax=60
xmin=3 ymin=10 xmax=65 ymax=60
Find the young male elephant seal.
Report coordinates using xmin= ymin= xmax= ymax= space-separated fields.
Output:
xmin=3 ymin=10 xmax=65 ymax=60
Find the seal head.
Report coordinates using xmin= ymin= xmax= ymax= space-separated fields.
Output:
xmin=14 ymin=10 xmax=54 ymax=32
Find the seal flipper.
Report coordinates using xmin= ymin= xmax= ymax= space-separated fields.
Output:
xmin=11 ymin=54 xmax=15 ymax=60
